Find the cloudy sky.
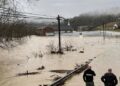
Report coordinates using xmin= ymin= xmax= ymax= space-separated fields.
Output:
xmin=16 ymin=0 xmax=120 ymax=18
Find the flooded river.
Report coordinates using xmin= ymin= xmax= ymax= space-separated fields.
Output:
xmin=0 ymin=31 xmax=120 ymax=86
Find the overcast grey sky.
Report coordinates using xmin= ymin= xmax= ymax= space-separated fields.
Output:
xmin=16 ymin=0 xmax=120 ymax=18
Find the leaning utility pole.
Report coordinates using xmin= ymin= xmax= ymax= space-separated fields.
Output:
xmin=57 ymin=15 xmax=62 ymax=54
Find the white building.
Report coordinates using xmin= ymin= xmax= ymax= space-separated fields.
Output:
xmin=113 ymin=23 xmax=118 ymax=30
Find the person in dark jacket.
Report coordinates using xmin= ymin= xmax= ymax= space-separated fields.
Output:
xmin=83 ymin=66 xmax=96 ymax=86
xmin=101 ymin=68 xmax=118 ymax=86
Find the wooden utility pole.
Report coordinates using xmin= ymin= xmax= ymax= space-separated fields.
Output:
xmin=57 ymin=15 xmax=62 ymax=54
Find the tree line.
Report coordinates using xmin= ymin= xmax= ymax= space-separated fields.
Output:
xmin=66 ymin=13 xmax=120 ymax=30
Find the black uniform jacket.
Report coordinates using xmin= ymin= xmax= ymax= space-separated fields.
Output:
xmin=101 ymin=73 xmax=118 ymax=86
xmin=83 ymin=69 xmax=96 ymax=82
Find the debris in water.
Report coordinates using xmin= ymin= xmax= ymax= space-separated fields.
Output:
xmin=72 ymin=48 xmax=77 ymax=51
xmin=79 ymin=48 xmax=84 ymax=53
xmin=17 ymin=71 xmax=40 ymax=76
xmin=39 ymin=51 xmax=43 ymax=58
xmin=39 ymin=84 xmax=49 ymax=86
xmin=79 ymin=50 xmax=84 ymax=53
xmin=51 ymin=51 xmax=56 ymax=54
xmin=37 ymin=66 xmax=45 ymax=70
xmin=89 ymin=59 xmax=93 ymax=61
xmin=74 ymin=64 xmax=81 ymax=69
xmin=50 ymin=70 xmax=72 ymax=73
xmin=17 ymin=64 xmax=20 ymax=66
xmin=85 ymin=61 xmax=89 ymax=64
xmin=26 ymin=56 xmax=30 ymax=60
xmin=39 ymin=54 xmax=43 ymax=58
xmin=51 ymin=51 xmax=64 ymax=54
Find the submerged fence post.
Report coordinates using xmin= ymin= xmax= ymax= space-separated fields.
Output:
xmin=103 ymin=22 xmax=106 ymax=42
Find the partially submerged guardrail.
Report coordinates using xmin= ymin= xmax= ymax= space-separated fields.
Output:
xmin=50 ymin=56 xmax=96 ymax=86
xmin=50 ymin=63 xmax=89 ymax=86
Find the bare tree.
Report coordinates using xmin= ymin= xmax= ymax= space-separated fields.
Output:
xmin=0 ymin=0 xmax=36 ymax=43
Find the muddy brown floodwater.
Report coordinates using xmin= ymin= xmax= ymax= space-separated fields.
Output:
xmin=0 ymin=32 xmax=120 ymax=86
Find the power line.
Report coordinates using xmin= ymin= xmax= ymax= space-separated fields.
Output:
xmin=0 ymin=12 xmax=56 ymax=19
xmin=0 ymin=7 xmax=57 ymax=19
xmin=0 ymin=1 xmax=66 ymax=20
xmin=0 ymin=7 xmax=66 ymax=20
xmin=0 ymin=14 xmax=57 ymax=20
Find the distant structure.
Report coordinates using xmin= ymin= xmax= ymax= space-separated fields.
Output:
xmin=35 ymin=24 xmax=74 ymax=36
xmin=77 ymin=26 xmax=93 ymax=31
xmin=35 ymin=26 xmax=55 ymax=36
xmin=113 ymin=23 xmax=118 ymax=30
xmin=48 ymin=25 xmax=73 ymax=33
xmin=44 ymin=27 xmax=55 ymax=36
xmin=67 ymin=20 xmax=70 ymax=26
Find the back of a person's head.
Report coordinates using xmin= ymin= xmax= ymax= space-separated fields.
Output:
xmin=108 ymin=68 xmax=112 ymax=73
xmin=87 ymin=66 xmax=91 ymax=70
